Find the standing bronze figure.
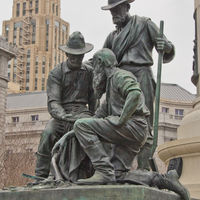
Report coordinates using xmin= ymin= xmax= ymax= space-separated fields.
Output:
xmin=101 ymin=0 xmax=175 ymax=170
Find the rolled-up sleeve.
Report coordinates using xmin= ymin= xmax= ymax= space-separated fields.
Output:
xmin=114 ymin=71 xmax=141 ymax=98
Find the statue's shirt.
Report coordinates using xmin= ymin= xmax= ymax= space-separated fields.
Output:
xmin=96 ymin=68 xmax=150 ymax=118
xmin=47 ymin=61 xmax=94 ymax=115
xmin=103 ymin=15 xmax=175 ymax=67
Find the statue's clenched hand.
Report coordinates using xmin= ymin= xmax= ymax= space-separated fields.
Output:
xmin=155 ymin=37 xmax=172 ymax=53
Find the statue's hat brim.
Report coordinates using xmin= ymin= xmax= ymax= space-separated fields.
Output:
xmin=101 ymin=0 xmax=135 ymax=10
xmin=59 ymin=43 xmax=94 ymax=55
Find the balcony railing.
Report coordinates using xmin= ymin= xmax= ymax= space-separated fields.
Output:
xmin=159 ymin=113 xmax=184 ymax=126
xmin=6 ymin=120 xmax=48 ymax=127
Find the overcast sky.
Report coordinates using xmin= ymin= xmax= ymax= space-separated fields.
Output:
xmin=0 ymin=0 xmax=196 ymax=94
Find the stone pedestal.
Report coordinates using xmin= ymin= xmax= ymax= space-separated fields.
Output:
xmin=0 ymin=185 xmax=188 ymax=200
xmin=158 ymin=99 xmax=200 ymax=199
xmin=0 ymin=36 xmax=17 ymax=187
xmin=158 ymin=1 xmax=200 ymax=198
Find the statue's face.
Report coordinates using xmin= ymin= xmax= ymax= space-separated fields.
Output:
xmin=67 ymin=53 xmax=84 ymax=70
xmin=110 ymin=3 xmax=128 ymax=26
xmin=92 ymin=57 xmax=107 ymax=99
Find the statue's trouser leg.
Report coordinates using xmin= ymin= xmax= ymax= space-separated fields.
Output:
xmin=74 ymin=117 xmax=147 ymax=180
xmin=137 ymin=142 xmax=152 ymax=171
xmin=35 ymin=119 xmax=66 ymax=178
xmin=121 ymin=66 xmax=156 ymax=170
xmin=74 ymin=119 xmax=115 ymax=180
xmin=136 ymin=68 xmax=154 ymax=170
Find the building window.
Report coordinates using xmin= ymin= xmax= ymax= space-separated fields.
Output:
xmin=162 ymin=107 xmax=169 ymax=113
xmin=8 ymin=61 xmax=11 ymax=68
xmin=46 ymin=19 xmax=49 ymax=51
xmin=35 ymin=78 xmax=38 ymax=90
xmin=35 ymin=67 xmax=38 ymax=74
xmin=42 ymin=67 xmax=45 ymax=74
xmin=175 ymin=109 xmax=184 ymax=120
xmin=32 ymin=20 xmax=36 ymax=44
xmin=175 ymin=109 xmax=184 ymax=116
xmin=16 ymin=3 xmax=20 ymax=17
xmin=19 ymin=28 xmax=23 ymax=45
xmin=54 ymin=21 xmax=59 ymax=28
xmin=30 ymin=1 xmax=32 ymax=7
xmin=13 ymin=22 xmax=22 ymax=45
xmin=13 ymin=59 xmax=17 ymax=82
xmin=35 ymin=0 xmax=39 ymax=14
xmin=12 ymin=116 xmax=19 ymax=123
xmin=54 ymin=53 xmax=57 ymax=64
xmin=5 ymin=25 xmax=9 ymax=41
xmin=52 ymin=3 xmax=55 ymax=13
xmin=27 ymin=49 xmax=31 ymax=61
xmin=56 ymin=5 xmax=58 ymax=16
xmin=35 ymin=56 xmax=38 ymax=65
xmin=23 ymin=2 xmax=26 ymax=16
xmin=26 ymin=70 xmax=30 ymax=82
xmin=31 ymin=115 xmax=39 ymax=121
xmin=35 ymin=56 xmax=38 ymax=75
xmin=42 ymin=78 xmax=45 ymax=90
xmin=42 ymin=57 xmax=46 ymax=74
xmin=54 ymin=28 xmax=57 ymax=49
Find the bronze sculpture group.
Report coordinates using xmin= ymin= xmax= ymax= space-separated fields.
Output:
xmin=31 ymin=0 xmax=189 ymax=199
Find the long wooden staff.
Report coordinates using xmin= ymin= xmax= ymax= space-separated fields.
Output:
xmin=149 ymin=21 xmax=164 ymax=172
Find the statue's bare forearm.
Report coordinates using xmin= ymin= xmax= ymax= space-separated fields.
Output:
xmin=119 ymin=90 xmax=141 ymax=125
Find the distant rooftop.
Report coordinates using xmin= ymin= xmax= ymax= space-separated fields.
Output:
xmin=161 ymin=83 xmax=196 ymax=103
xmin=6 ymin=91 xmax=47 ymax=110
xmin=6 ymin=83 xmax=196 ymax=110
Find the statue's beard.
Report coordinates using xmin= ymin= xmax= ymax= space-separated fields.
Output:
xmin=93 ymin=73 xmax=107 ymax=99
xmin=112 ymin=15 xmax=127 ymax=27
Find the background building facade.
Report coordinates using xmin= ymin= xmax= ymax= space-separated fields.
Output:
xmin=0 ymin=36 xmax=17 ymax=188
xmin=2 ymin=0 xmax=69 ymax=92
xmin=158 ymin=83 xmax=196 ymax=144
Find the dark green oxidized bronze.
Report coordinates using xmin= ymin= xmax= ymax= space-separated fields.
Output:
xmin=74 ymin=48 xmax=149 ymax=185
xmin=34 ymin=31 xmax=96 ymax=182
xmin=191 ymin=9 xmax=199 ymax=86
xmin=102 ymin=0 xmax=175 ymax=170
xmin=54 ymin=48 xmax=189 ymax=200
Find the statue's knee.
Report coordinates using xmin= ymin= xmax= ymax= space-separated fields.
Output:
xmin=42 ymin=127 xmax=54 ymax=139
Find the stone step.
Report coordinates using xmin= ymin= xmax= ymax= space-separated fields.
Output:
xmin=0 ymin=184 xmax=187 ymax=200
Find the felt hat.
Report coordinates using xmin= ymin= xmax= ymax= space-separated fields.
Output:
xmin=101 ymin=0 xmax=135 ymax=10
xmin=59 ymin=31 xmax=93 ymax=55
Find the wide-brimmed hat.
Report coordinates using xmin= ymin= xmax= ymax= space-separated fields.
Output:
xmin=59 ymin=31 xmax=93 ymax=55
xmin=101 ymin=0 xmax=135 ymax=10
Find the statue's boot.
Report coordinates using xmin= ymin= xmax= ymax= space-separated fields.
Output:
xmin=29 ymin=152 xmax=51 ymax=185
xmin=152 ymin=170 xmax=190 ymax=200
xmin=76 ymin=142 xmax=116 ymax=185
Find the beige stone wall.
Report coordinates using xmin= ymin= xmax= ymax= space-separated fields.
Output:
xmin=0 ymin=36 xmax=16 ymax=188
xmin=6 ymin=107 xmax=50 ymax=153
